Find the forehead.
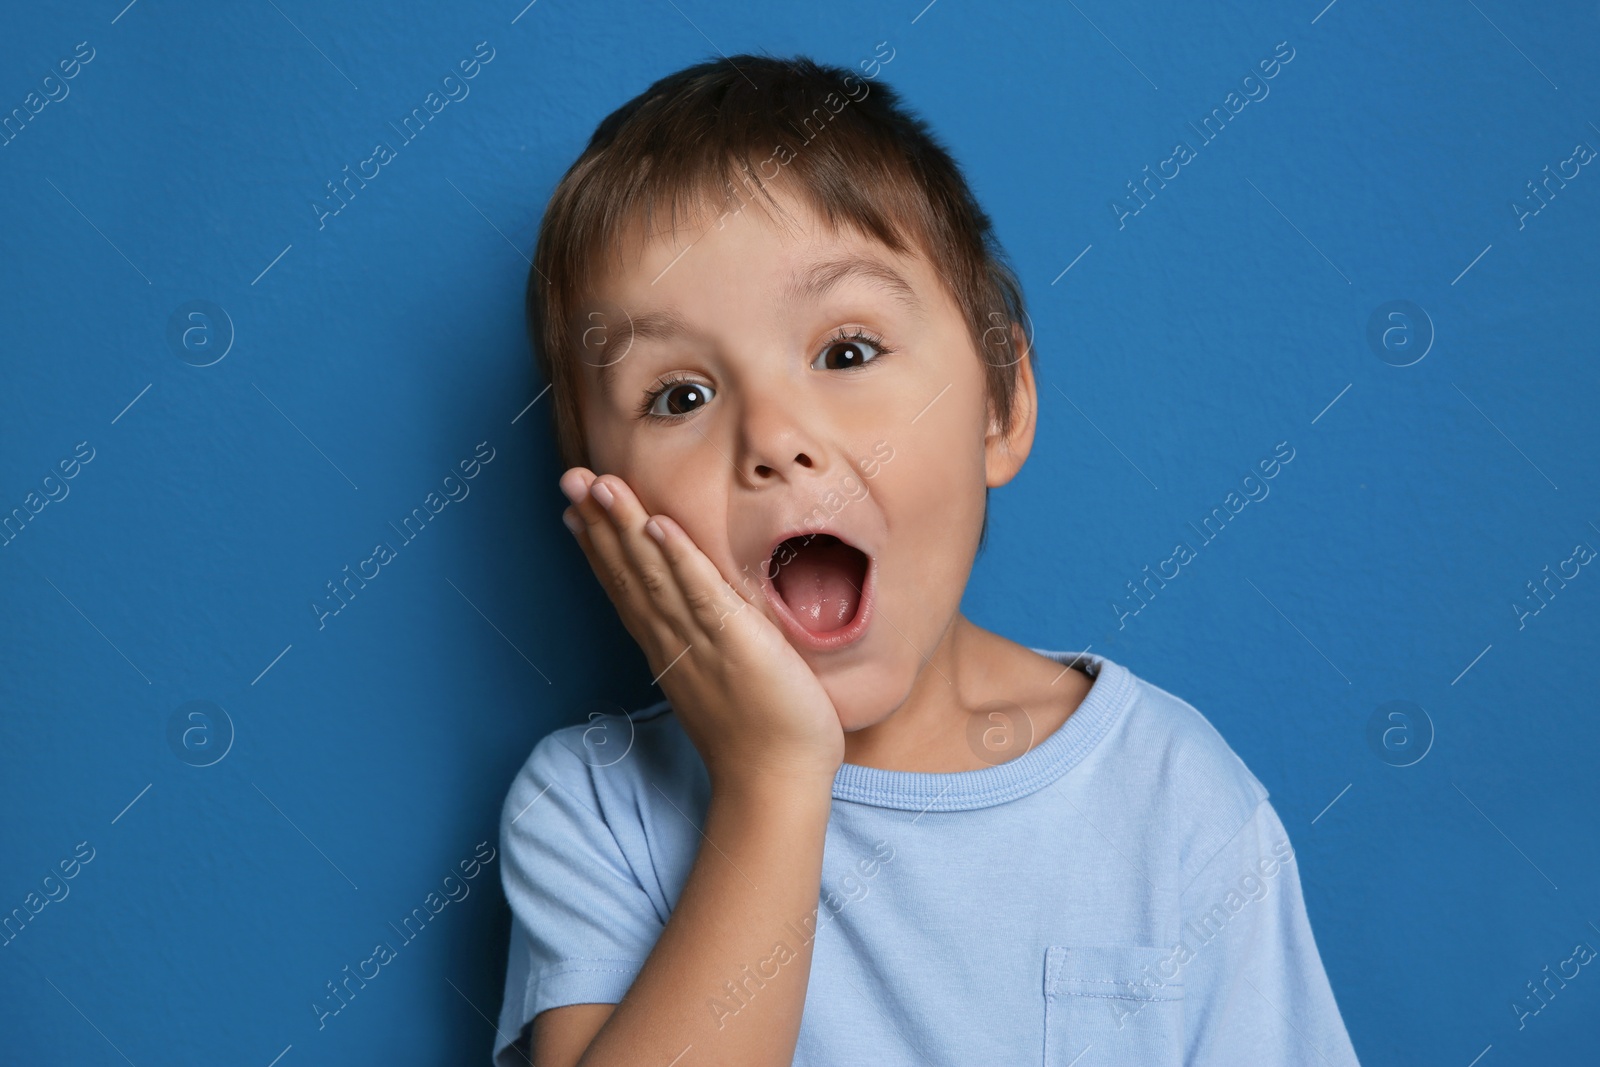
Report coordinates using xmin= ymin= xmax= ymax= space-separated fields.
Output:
xmin=575 ymin=185 xmax=941 ymax=391
xmin=602 ymin=180 xmax=922 ymax=295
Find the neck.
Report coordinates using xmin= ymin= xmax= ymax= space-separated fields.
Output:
xmin=840 ymin=613 xmax=987 ymax=771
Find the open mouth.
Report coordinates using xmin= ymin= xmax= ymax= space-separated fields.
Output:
xmin=764 ymin=532 xmax=874 ymax=649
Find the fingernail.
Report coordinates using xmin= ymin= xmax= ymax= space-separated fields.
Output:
xmin=645 ymin=518 xmax=665 ymax=543
xmin=590 ymin=480 xmax=615 ymax=510
xmin=559 ymin=474 xmax=585 ymax=504
xmin=562 ymin=510 xmax=583 ymax=533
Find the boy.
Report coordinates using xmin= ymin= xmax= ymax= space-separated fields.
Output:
xmin=494 ymin=54 xmax=1361 ymax=1067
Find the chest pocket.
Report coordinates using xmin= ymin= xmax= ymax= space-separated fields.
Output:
xmin=1043 ymin=945 xmax=1184 ymax=1065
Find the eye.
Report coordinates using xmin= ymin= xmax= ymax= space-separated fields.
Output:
xmin=812 ymin=329 xmax=891 ymax=371
xmin=642 ymin=378 xmax=715 ymax=419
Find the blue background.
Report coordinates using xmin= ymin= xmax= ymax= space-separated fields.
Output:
xmin=2 ymin=0 xmax=1597 ymax=1063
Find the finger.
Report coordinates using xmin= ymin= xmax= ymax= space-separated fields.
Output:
xmin=587 ymin=474 xmax=693 ymax=624
xmin=560 ymin=468 xmax=661 ymax=635
xmin=563 ymin=501 xmax=683 ymax=653
xmin=645 ymin=513 xmax=761 ymax=637
xmin=559 ymin=467 xmax=603 ymax=525
xmin=559 ymin=466 xmax=595 ymax=516
xmin=561 ymin=469 xmax=691 ymax=652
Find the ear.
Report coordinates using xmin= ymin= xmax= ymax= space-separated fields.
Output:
xmin=983 ymin=321 xmax=1037 ymax=488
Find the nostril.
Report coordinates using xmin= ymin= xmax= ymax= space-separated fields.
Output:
xmin=751 ymin=453 xmax=812 ymax=478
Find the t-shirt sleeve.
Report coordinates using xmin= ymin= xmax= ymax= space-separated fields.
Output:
xmin=492 ymin=730 xmax=666 ymax=1067
xmin=1177 ymin=797 xmax=1362 ymax=1067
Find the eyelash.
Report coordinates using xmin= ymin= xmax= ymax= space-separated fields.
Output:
xmin=635 ymin=327 xmax=895 ymax=422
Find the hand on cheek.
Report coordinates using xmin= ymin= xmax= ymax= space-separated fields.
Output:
xmin=556 ymin=467 xmax=847 ymax=791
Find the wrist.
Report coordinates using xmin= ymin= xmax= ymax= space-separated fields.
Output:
xmin=710 ymin=765 xmax=837 ymax=814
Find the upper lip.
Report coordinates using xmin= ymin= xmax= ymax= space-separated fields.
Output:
xmin=761 ymin=522 xmax=875 ymax=574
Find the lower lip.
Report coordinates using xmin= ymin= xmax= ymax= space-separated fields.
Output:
xmin=760 ymin=555 xmax=876 ymax=652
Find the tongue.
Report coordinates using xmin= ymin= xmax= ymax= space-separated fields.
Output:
xmin=772 ymin=538 xmax=863 ymax=633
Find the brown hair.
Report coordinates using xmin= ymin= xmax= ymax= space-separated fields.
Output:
xmin=525 ymin=52 xmax=1034 ymax=473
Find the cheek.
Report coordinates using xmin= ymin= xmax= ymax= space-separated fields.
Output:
xmin=624 ymin=454 xmax=703 ymax=525
xmin=887 ymin=393 xmax=989 ymax=523
xmin=864 ymin=386 xmax=989 ymax=621
xmin=625 ymin=451 xmax=740 ymax=570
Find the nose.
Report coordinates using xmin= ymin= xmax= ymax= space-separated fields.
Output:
xmin=737 ymin=386 xmax=827 ymax=486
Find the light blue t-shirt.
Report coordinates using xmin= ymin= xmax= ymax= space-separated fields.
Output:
xmin=492 ymin=650 xmax=1361 ymax=1066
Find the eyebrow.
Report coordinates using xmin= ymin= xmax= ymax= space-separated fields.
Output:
xmin=593 ymin=255 xmax=924 ymax=401
xmin=591 ymin=308 xmax=692 ymax=400
xmin=783 ymin=255 xmax=925 ymax=315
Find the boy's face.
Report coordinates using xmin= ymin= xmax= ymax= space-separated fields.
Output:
xmin=575 ymin=183 xmax=1033 ymax=732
